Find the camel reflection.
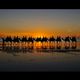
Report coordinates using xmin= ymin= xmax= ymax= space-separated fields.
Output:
xmin=56 ymin=42 xmax=62 ymax=49
xmin=0 ymin=42 xmax=78 ymax=54
xmin=64 ymin=43 xmax=70 ymax=49
xmin=71 ymin=42 xmax=77 ymax=49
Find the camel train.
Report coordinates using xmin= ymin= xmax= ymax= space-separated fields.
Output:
xmin=0 ymin=36 xmax=77 ymax=50
xmin=0 ymin=36 xmax=77 ymax=44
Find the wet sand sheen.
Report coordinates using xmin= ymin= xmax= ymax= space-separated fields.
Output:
xmin=0 ymin=42 xmax=80 ymax=71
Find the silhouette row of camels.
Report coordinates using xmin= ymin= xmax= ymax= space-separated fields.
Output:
xmin=0 ymin=36 xmax=77 ymax=44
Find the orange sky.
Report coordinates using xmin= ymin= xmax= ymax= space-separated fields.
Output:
xmin=0 ymin=10 xmax=80 ymax=38
xmin=0 ymin=31 xmax=80 ymax=38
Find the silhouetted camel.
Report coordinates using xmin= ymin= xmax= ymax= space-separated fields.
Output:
xmin=1 ymin=36 xmax=12 ymax=45
xmin=20 ymin=36 xmax=27 ymax=43
xmin=48 ymin=36 xmax=55 ymax=42
xmin=62 ymin=36 xmax=70 ymax=43
xmin=41 ymin=37 xmax=48 ymax=47
xmin=41 ymin=37 xmax=48 ymax=43
xmin=12 ymin=36 xmax=20 ymax=44
xmin=1 ymin=37 xmax=5 ymax=44
xmin=5 ymin=36 xmax=12 ymax=43
xmin=70 ymin=36 xmax=77 ymax=42
xmin=56 ymin=36 xmax=62 ymax=43
xmin=27 ymin=37 xmax=34 ymax=43
xmin=35 ymin=37 xmax=42 ymax=42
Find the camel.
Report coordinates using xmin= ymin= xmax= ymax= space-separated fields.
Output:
xmin=56 ymin=36 xmax=62 ymax=43
xmin=48 ymin=36 xmax=55 ymax=42
xmin=41 ymin=37 xmax=48 ymax=43
xmin=62 ymin=36 xmax=70 ymax=43
xmin=40 ymin=37 xmax=48 ymax=47
xmin=35 ymin=37 xmax=42 ymax=42
xmin=70 ymin=36 xmax=77 ymax=42
xmin=12 ymin=36 xmax=20 ymax=45
xmin=1 ymin=36 xmax=12 ymax=45
xmin=1 ymin=37 xmax=5 ymax=44
xmin=27 ymin=37 xmax=34 ymax=43
xmin=62 ymin=36 xmax=71 ymax=48
xmin=5 ymin=36 xmax=12 ymax=43
xmin=20 ymin=36 xmax=28 ymax=44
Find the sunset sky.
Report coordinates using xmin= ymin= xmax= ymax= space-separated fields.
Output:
xmin=0 ymin=9 xmax=80 ymax=37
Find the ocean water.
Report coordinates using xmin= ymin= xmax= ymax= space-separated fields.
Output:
xmin=0 ymin=41 xmax=80 ymax=72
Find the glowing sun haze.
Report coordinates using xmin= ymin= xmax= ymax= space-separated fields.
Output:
xmin=0 ymin=9 xmax=80 ymax=37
